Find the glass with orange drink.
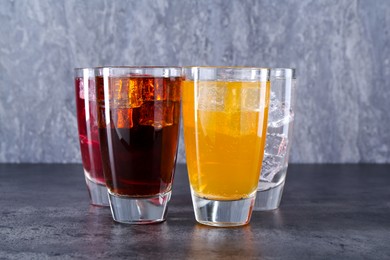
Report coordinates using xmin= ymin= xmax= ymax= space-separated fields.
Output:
xmin=182 ymin=67 xmax=270 ymax=227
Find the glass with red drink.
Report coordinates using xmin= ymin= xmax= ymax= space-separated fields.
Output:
xmin=75 ymin=68 xmax=109 ymax=206
xmin=95 ymin=67 xmax=182 ymax=224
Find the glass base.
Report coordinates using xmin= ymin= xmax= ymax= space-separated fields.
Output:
xmin=254 ymin=181 xmax=285 ymax=211
xmin=108 ymin=191 xmax=171 ymax=224
xmin=191 ymin=191 xmax=255 ymax=227
xmin=85 ymin=176 xmax=109 ymax=207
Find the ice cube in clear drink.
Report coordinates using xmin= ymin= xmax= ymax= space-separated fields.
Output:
xmin=265 ymin=132 xmax=288 ymax=157
xmin=261 ymin=153 xmax=285 ymax=181
xmin=268 ymin=91 xmax=294 ymax=128
xmin=261 ymin=127 xmax=290 ymax=182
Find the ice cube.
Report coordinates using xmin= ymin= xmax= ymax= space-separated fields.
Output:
xmin=223 ymin=82 xmax=267 ymax=112
xmin=111 ymin=107 xmax=134 ymax=128
xmin=261 ymin=153 xmax=285 ymax=181
xmin=141 ymin=77 xmax=166 ymax=101
xmin=78 ymin=78 xmax=85 ymax=99
xmin=78 ymin=78 xmax=96 ymax=101
xmin=261 ymin=132 xmax=289 ymax=182
xmin=197 ymin=82 xmax=226 ymax=111
xmin=268 ymin=91 xmax=294 ymax=128
xmin=167 ymin=78 xmax=182 ymax=102
xmin=241 ymin=87 xmax=261 ymax=111
xmin=224 ymin=110 xmax=259 ymax=136
xmin=265 ymin=132 xmax=288 ymax=157
xmin=109 ymin=77 xmax=143 ymax=108
xmin=87 ymin=79 xmax=97 ymax=101
xmin=139 ymin=101 xmax=174 ymax=129
xmin=139 ymin=101 xmax=154 ymax=127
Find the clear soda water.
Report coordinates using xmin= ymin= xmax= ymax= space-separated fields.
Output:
xmin=259 ymin=91 xmax=294 ymax=190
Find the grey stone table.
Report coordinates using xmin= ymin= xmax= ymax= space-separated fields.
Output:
xmin=0 ymin=164 xmax=389 ymax=259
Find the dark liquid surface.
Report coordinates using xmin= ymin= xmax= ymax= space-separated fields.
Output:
xmin=97 ymin=76 xmax=181 ymax=196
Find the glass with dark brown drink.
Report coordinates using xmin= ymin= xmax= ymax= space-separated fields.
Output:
xmin=96 ymin=67 xmax=182 ymax=224
xmin=74 ymin=68 xmax=109 ymax=206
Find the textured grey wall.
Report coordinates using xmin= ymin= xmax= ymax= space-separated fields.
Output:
xmin=0 ymin=0 xmax=389 ymax=163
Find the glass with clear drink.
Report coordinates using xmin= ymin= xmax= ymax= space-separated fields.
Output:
xmin=254 ymin=68 xmax=296 ymax=211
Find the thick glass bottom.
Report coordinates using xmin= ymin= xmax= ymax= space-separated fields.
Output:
xmin=254 ymin=181 xmax=285 ymax=211
xmin=108 ymin=190 xmax=171 ymax=224
xmin=191 ymin=190 xmax=255 ymax=227
xmin=85 ymin=175 xmax=109 ymax=207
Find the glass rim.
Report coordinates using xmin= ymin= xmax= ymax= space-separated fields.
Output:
xmin=271 ymin=68 xmax=296 ymax=79
xmin=74 ymin=67 xmax=96 ymax=72
xmin=74 ymin=67 xmax=96 ymax=78
xmin=182 ymin=66 xmax=270 ymax=70
xmin=272 ymin=67 xmax=296 ymax=71
xmin=75 ymin=66 xmax=182 ymax=72
xmin=182 ymin=66 xmax=271 ymax=82
xmin=95 ymin=66 xmax=183 ymax=78
xmin=95 ymin=66 xmax=182 ymax=70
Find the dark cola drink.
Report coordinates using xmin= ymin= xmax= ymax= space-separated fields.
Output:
xmin=96 ymin=75 xmax=182 ymax=197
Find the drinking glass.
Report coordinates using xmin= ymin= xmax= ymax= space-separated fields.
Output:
xmin=74 ymin=68 xmax=109 ymax=207
xmin=95 ymin=67 xmax=182 ymax=224
xmin=254 ymin=68 xmax=296 ymax=211
xmin=182 ymin=67 xmax=270 ymax=227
